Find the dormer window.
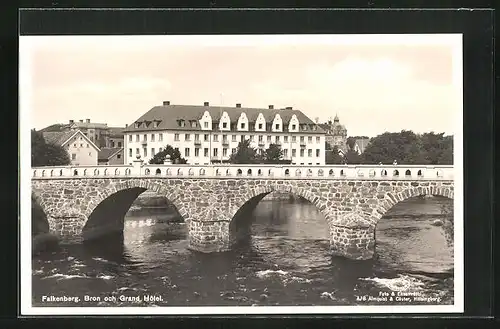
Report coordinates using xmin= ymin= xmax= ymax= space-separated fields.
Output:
xmin=204 ymin=122 xmax=209 ymax=128
xmin=153 ymin=121 xmax=158 ymax=128
xmin=134 ymin=122 xmax=140 ymax=128
xmin=191 ymin=121 xmax=197 ymax=128
xmin=258 ymin=123 xmax=263 ymax=129
xmin=313 ymin=125 xmax=317 ymax=131
xmin=275 ymin=124 xmax=280 ymax=130
xmin=223 ymin=122 xmax=227 ymax=128
xmin=179 ymin=120 xmax=185 ymax=127
xmin=241 ymin=123 xmax=245 ymax=129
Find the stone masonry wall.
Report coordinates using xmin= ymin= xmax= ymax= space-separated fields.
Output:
xmin=31 ymin=178 xmax=454 ymax=259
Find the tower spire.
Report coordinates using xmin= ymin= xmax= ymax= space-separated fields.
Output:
xmin=334 ymin=113 xmax=339 ymax=122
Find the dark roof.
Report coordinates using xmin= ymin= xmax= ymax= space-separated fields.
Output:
xmin=42 ymin=131 xmax=76 ymax=146
xmin=123 ymin=104 xmax=325 ymax=134
xmin=107 ymin=127 xmax=125 ymax=137
xmin=40 ymin=123 xmax=71 ymax=132
xmin=98 ymin=147 xmax=123 ymax=160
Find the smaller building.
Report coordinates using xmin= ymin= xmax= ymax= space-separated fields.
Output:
xmin=105 ymin=127 xmax=125 ymax=148
xmin=42 ymin=130 xmax=100 ymax=166
xmin=319 ymin=114 xmax=348 ymax=156
xmin=98 ymin=147 xmax=124 ymax=165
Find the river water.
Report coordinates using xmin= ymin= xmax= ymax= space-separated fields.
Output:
xmin=32 ymin=195 xmax=454 ymax=307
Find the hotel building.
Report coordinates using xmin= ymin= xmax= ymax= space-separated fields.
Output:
xmin=123 ymin=101 xmax=327 ymax=165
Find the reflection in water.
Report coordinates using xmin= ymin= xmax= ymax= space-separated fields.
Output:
xmin=32 ymin=196 xmax=454 ymax=307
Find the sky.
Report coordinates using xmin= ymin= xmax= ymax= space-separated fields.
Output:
xmin=20 ymin=34 xmax=462 ymax=137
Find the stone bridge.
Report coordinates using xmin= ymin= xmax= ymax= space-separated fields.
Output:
xmin=30 ymin=161 xmax=454 ymax=260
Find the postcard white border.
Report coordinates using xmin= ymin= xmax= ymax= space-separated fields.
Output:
xmin=19 ymin=33 xmax=464 ymax=315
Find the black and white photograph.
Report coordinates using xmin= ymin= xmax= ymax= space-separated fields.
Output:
xmin=20 ymin=34 xmax=463 ymax=315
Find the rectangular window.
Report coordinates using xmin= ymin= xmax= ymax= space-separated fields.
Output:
xmin=136 ymin=135 xmax=139 ymax=142
xmin=213 ymin=148 xmax=218 ymax=157
xmin=308 ymin=136 xmax=312 ymax=143
xmin=204 ymin=122 xmax=209 ymax=128
xmin=86 ymin=144 xmax=89 ymax=148
xmin=222 ymin=135 xmax=227 ymax=142
xmin=241 ymin=135 xmax=245 ymax=142
xmin=275 ymin=136 xmax=280 ymax=143
xmin=292 ymin=136 xmax=296 ymax=143
xmin=118 ymin=142 xmax=122 ymax=147
xmin=195 ymin=148 xmax=200 ymax=157
xmin=316 ymin=149 xmax=320 ymax=157
xmin=129 ymin=149 xmax=132 ymax=157
xmin=159 ymin=133 xmax=163 ymax=141
xmin=185 ymin=134 xmax=190 ymax=141
xmin=258 ymin=123 xmax=263 ymax=129
xmin=267 ymin=136 xmax=271 ymax=142
xmin=232 ymin=148 xmax=237 ymax=154
xmin=151 ymin=134 xmax=155 ymax=142
xmin=284 ymin=149 xmax=288 ymax=157
xmin=316 ymin=136 xmax=320 ymax=143
xmin=195 ymin=134 xmax=200 ymax=141
xmin=258 ymin=135 xmax=263 ymax=142
xmin=300 ymin=149 xmax=305 ymax=157
xmin=300 ymin=136 xmax=305 ymax=143
xmin=191 ymin=121 xmax=197 ymax=128
xmin=71 ymin=153 xmax=76 ymax=160
xmin=129 ymin=135 xmax=132 ymax=142
xmin=292 ymin=149 xmax=296 ymax=157
xmin=151 ymin=148 xmax=155 ymax=156
xmin=143 ymin=134 xmax=147 ymax=142
xmin=144 ymin=148 xmax=147 ymax=157
xmin=204 ymin=134 xmax=209 ymax=141
xmin=213 ymin=134 xmax=219 ymax=142
xmin=185 ymin=148 xmax=190 ymax=157
xmin=136 ymin=148 xmax=139 ymax=154
xmin=232 ymin=135 xmax=237 ymax=142
xmin=240 ymin=123 xmax=246 ymax=129
xmin=204 ymin=148 xmax=209 ymax=157
xmin=250 ymin=135 xmax=254 ymax=141
xmin=284 ymin=136 xmax=288 ymax=143
xmin=308 ymin=149 xmax=313 ymax=157
xmin=275 ymin=124 xmax=280 ymax=130
xmin=174 ymin=134 xmax=180 ymax=141
xmin=223 ymin=148 xmax=228 ymax=156
xmin=292 ymin=124 xmax=296 ymax=130
xmin=223 ymin=122 xmax=227 ymax=128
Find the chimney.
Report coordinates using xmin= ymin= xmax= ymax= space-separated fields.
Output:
xmin=86 ymin=119 xmax=90 ymax=123
xmin=163 ymin=100 xmax=170 ymax=106
xmin=69 ymin=120 xmax=74 ymax=124
xmin=79 ymin=120 xmax=84 ymax=123
xmin=204 ymin=101 xmax=209 ymax=106
xmin=286 ymin=106 xmax=293 ymax=110
xmin=268 ymin=105 xmax=274 ymax=109
xmin=125 ymin=124 xmax=128 ymax=127
xmin=236 ymin=103 xmax=241 ymax=108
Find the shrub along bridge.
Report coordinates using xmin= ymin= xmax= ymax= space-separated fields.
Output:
xmin=30 ymin=160 xmax=454 ymax=260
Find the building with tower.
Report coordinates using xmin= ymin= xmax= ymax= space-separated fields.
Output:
xmin=318 ymin=114 xmax=348 ymax=156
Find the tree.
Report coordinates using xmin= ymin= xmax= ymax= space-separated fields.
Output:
xmin=346 ymin=137 xmax=357 ymax=150
xmin=325 ymin=145 xmax=344 ymax=164
xmin=229 ymin=139 xmax=259 ymax=164
xmin=263 ymin=143 xmax=283 ymax=163
xmin=325 ymin=141 xmax=333 ymax=150
xmin=344 ymin=149 xmax=364 ymax=164
xmin=361 ymin=130 xmax=421 ymax=164
xmin=149 ymin=145 xmax=187 ymax=164
xmin=419 ymin=132 xmax=453 ymax=165
xmin=31 ymin=129 xmax=71 ymax=167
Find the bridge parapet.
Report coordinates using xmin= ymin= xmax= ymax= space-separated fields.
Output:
xmin=31 ymin=164 xmax=454 ymax=181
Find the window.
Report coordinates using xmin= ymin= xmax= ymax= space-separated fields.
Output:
xmin=185 ymin=134 xmax=190 ymax=141
xmin=213 ymin=148 xmax=218 ymax=157
xmin=292 ymin=149 xmax=296 ymax=157
xmin=151 ymin=134 xmax=155 ymax=142
xmin=258 ymin=135 xmax=263 ymax=142
xmin=300 ymin=149 xmax=305 ymax=157
xmin=292 ymin=124 xmax=296 ymax=130
xmin=308 ymin=149 xmax=312 ymax=157
xmin=292 ymin=136 xmax=296 ymax=142
xmin=80 ymin=143 xmax=83 ymax=147
xmin=300 ymin=136 xmax=305 ymax=143
xmin=174 ymin=134 xmax=180 ymax=141
xmin=117 ymin=154 xmax=121 ymax=159
xmin=151 ymin=148 xmax=155 ymax=156
xmin=267 ymin=136 xmax=272 ymax=142
xmin=159 ymin=133 xmax=163 ymax=141
xmin=143 ymin=134 xmax=147 ymax=142
xmin=195 ymin=134 xmax=200 ymax=141
xmin=136 ymin=148 xmax=139 ymax=154
xmin=204 ymin=134 xmax=209 ymax=141
xmin=191 ymin=121 xmax=197 ymax=128
xmin=71 ymin=154 xmax=76 ymax=160
xmin=74 ymin=143 xmax=76 ymax=147
xmin=135 ymin=122 xmax=140 ymax=128
xmin=232 ymin=148 xmax=236 ymax=154
xmin=258 ymin=123 xmax=263 ymax=129
xmin=204 ymin=148 xmax=209 ymax=157
xmin=118 ymin=142 xmax=122 ymax=147
xmin=232 ymin=135 xmax=237 ymax=142
xmin=308 ymin=136 xmax=312 ymax=143
xmin=284 ymin=149 xmax=288 ymax=157
xmin=250 ymin=135 xmax=254 ymax=141
xmin=204 ymin=122 xmax=209 ymax=128
xmin=144 ymin=148 xmax=147 ymax=157
xmin=223 ymin=148 xmax=228 ymax=156
xmin=159 ymin=147 xmax=163 ymax=152
xmin=275 ymin=136 xmax=280 ymax=143
xmin=223 ymin=122 xmax=227 ymax=128
xmin=240 ymin=123 xmax=246 ymax=129
xmin=129 ymin=149 xmax=132 ymax=157
xmin=284 ymin=136 xmax=288 ymax=143
xmin=88 ymin=152 xmax=92 ymax=156
xmin=316 ymin=149 xmax=320 ymax=157
xmin=195 ymin=148 xmax=200 ymax=157
xmin=129 ymin=135 xmax=132 ymax=142
xmin=213 ymin=134 xmax=219 ymax=142
xmin=316 ymin=136 xmax=320 ymax=143
xmin=185 ymin=148 xmax=190 ymax=157
xmin=275 ymin=124 xmax=280 ymax=130
xmin=241 ymin=135 xmax=245 ymax=142
xmin=180 ymin=120 xmax=185 ymax=127
xmin=136 ymin=135 xmax=139 ymax=142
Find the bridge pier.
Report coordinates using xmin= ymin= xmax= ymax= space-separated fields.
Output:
xmin=188 ymin=220 xmax=231 ymax=253
xmin=329 ymin=212 xmax=376 ymax=260
xmin=46 ymin=215 xmax=86 ymax=244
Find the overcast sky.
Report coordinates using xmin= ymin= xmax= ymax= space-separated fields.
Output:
xmin=20 ymin=34 xmax=462 ymax=137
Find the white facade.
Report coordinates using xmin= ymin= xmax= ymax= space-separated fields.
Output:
xmin=124 ymin=130 xmax=325 ymax=166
